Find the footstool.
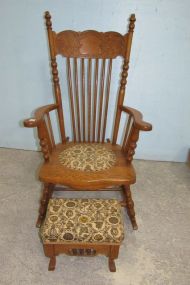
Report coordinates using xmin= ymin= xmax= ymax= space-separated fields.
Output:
xmin=40 ymin=198 xmax=124 ymax=272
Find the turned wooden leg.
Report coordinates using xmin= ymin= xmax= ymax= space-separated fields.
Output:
xmin=48 ymin=256 xmax=56 ymax=271
xmin=36 ymin=183 xmax=54 ymax=228
xmin=124 ymin=185 xmax=138 ymax=230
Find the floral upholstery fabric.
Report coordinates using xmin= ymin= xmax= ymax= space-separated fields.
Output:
xmin=58 ymin=144 xmax=116 ymax=172
xmin=40 ymin=199 xmax=124 ymax=244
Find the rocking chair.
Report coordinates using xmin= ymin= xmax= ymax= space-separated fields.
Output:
xmin=24 ymin=11 xmax=152 ymax=231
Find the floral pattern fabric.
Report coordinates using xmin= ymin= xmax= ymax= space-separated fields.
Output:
xmin=58 ymin=144 xmax=116 ymax=172
xmin=40 ymin=198 xmax=124 ymax=244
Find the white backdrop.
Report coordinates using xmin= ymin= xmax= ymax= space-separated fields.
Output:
xmin=0 ymin=0 xmax=190 ymax=162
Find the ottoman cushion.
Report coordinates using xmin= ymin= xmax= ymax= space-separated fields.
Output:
xmin=40 ymin=198 xmax=124 ymax=244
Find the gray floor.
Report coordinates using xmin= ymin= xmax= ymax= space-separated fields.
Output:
xmin=0 ymin=148 xmax=190 ymax=285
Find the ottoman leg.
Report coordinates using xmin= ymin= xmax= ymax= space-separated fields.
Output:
xmin=48 ymin=256 xmax=56 ymax=271
xmin=108 ymin=245 xmax=119 ymax=272
xmin=43 ymin=244 xmax=56 ymax=271
xmin=108 ymin=258 xmax=116 ymax=272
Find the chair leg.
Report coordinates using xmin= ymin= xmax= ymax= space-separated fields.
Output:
xmin=36 ymin=183 xmax=54 ymax=228
xmin=48 ymin=256 xmax=56 ymax=271
xmin=123 ymin=185 xmax=138 ymax=230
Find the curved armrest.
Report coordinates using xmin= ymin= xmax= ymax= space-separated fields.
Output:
xmin=23 ymin=104 xmax=58 ymax=128
xmin=120 ymin=105 xmax=152 ymax=131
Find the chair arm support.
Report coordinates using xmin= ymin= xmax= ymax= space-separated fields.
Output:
xmin=23 ymin=104 xmax=58 ymax=128
xmin=23 ymin=104 xmax=58 ymax=162
xmin=120 ymin=105 xmax=152 ymax=131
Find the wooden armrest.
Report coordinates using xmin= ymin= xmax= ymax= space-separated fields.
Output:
xmin=24 ymin=104 xmax=58 ymax=128
xmin=120 ymin=105 xmax=152 ymax=131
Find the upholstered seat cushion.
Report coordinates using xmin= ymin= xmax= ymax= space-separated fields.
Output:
xmin=59 ymin=143 xmax=116 ymax=172
xmin=40 ymin=198 xmax=124 ymax=244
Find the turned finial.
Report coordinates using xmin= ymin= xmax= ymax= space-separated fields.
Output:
xmin=129 ymin=14 xmax=136 ymax=33
xmin=45 ymin=11 xmax=52 ymax=30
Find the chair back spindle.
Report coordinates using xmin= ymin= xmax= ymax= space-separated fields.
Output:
xmin=97 ymin=59 xmax=106 ymax=143
xmin=87 ymin=59 xmax=92 ymax=142
xmin=102 ymin=59 xmax=112 ymax=143
xmin=92 ymin=59 xmax=99 ymax=142
xmin=74 ymin=58 xmax=81 ymax=142
xmin=81 ymin=58 xmax=86 ymax=141
xmin=67 ymin=58 xmax=77 ymax=142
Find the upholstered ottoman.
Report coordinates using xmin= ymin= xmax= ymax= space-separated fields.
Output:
xmin=40 ymin=198 xmax=124 ymax=272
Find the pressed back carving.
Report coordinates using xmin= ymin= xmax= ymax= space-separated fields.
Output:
xmin=45 ymin=11 xmax=136 ymax=143
xmin=54 ymin=30 xmax=128 ymax=59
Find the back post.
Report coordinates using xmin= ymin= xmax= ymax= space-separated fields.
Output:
xmin=45 ymin=11 xmax=66 ymax=143
xmin=112 ymin=14 xmax=136 ymax=144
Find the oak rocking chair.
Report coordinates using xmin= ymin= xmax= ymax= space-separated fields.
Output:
xmin=24 ymin=12 xmax=152 ymax=232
